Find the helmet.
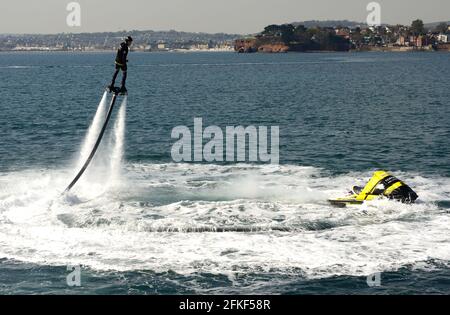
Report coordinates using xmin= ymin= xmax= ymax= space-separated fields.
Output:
xmin=125 ymin=36 xmax=133 ymax=43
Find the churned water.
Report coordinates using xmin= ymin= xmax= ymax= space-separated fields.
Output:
xmin=0 ymin=51 xmax=449 ymax=294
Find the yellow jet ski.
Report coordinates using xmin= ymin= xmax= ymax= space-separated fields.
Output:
xmin=329 ymin=170 xmax=418 ymax=207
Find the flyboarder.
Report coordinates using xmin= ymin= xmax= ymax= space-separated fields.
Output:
xmin=64 ymin=37 xmax=132 ymax=192
xmin=108 ymin=36 xmax=133 ymax=95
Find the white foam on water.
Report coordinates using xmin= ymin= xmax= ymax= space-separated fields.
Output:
xmin=0 ymin=66 xmax=35 ymax=69
xmin=0 ymin=164 xmax=449 ymax=279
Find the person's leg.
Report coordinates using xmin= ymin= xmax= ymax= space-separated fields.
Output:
xmin=120 ymin=67 xmax=127 ymax=89
xmin=110 ymin=66 xmax=120 ymax=87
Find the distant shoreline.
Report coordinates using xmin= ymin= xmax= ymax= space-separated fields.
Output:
xmin=1 ymin=49 xmax=449 ymax=53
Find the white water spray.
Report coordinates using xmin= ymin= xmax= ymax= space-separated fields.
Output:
xmin=76 ymin=92 xmax=108 ymax=169
xmin=109 ymin=97 xmax=127 ymax=185
xmin=68 ymin=92 xmax=127 ymax=195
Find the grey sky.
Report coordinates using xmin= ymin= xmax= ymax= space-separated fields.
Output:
xmin=2 ymin=0 xmax=449 ymax=34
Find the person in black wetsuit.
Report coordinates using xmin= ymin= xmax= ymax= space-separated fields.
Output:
xmin=108 ymin=36 xmax=133 ymax=94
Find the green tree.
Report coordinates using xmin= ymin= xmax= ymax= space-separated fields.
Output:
xmin=293 ymin=25 xmax=309 ymax=43
xmin=411 ymin=19 xmax=426 ymax=35
xmin=263 ymin=25 xmax=282 ymax=36
xmin=306 ymin=27 xmax=320 ymax=38
xmin=295 ymin=25 xmax=307 ymax=33
xmin=351 ymin=27 xmax=363 ymax=45
xmin=280 ymin=24 xmax=295 ymax=43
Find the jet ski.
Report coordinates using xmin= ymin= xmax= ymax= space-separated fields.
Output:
xmin=328 ymin=170 xmax=418 ymax=207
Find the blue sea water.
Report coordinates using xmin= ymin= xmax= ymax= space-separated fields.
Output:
xmin=0 ymin=51 xmax=449 ymax=294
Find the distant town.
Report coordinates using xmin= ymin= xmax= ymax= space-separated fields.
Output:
xmin=0 ymin=30 xmax=238 ymax=52
xmin=1 ymin=19 xmax=449 ymax=53
xmin=236 ymin=20 xmax=450 ymax=53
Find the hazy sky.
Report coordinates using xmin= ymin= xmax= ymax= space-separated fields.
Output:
xmin=2 ymin=0 xmax=449 ymax=34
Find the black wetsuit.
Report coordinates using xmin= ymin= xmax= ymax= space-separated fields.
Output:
xmin=110 ymin=42 xmax=129 ymax=88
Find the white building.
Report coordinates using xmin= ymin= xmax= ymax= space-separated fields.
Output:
xmin=437 ymin=34 xmax=449 ymax=43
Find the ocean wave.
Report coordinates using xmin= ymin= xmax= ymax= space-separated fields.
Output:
xmin=0 ymin=163 xmax=449 ymax=279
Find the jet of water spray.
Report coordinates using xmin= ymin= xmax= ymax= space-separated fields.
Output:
xmin=109 ymin=96 xmax=127 ymax=185
xmin=77 ymin=92 xmax=108 ymax=169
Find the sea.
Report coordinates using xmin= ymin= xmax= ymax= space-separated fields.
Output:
xmin=0 ymin=51 xmax=449 ymax=294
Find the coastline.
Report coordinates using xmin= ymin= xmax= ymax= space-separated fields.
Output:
xmin=0 ymin=48 xmax=235 ymax=53
xmin=1 ymin=48 xmax=449 ymax=53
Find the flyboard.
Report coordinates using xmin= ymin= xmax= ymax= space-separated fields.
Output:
xmin=64 ymin=87 xmax=126 ymax=192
